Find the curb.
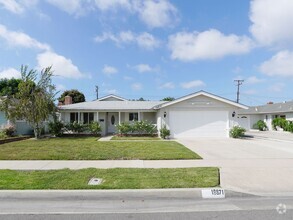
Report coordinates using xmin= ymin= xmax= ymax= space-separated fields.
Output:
xmin=0 ymin=188 xmax=256 ymax=200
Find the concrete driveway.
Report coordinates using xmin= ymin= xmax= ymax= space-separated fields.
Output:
xmin=178 ymin=136 xmax=293 ymax=196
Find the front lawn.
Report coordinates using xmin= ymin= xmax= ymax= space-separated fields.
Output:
xmin=111 ymin=136 xmax=161 ymax=141
xmin=0 ymin=167 xmax=219 ymax=189
xmin=0 ymin=137 xmax=201 ymax=160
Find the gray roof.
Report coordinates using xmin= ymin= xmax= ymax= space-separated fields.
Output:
xmin=59 ymin=100 xmax=166 ymax=111
xmin=239 ymin=101 xmax=293 ymax=114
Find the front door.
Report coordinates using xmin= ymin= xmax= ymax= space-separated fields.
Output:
xmin=107 ymin=113 xmax=118 ymax=134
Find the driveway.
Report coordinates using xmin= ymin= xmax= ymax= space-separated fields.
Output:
xmin=246 ymin=130 xmax=293 ymax=142
xmin=178 ymin=137 xmax=293 ymax=196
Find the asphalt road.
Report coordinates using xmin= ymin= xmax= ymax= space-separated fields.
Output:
xmin=0 ymin=192 xmax=292 ymax=220
xmin=0 ymin=210 xmax=292 ymax=220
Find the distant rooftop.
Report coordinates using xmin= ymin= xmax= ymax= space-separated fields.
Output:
xmin=239 ymin=101 xmax=293 ymax=114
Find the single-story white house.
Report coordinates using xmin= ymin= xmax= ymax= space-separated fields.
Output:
xmin=237 ymin=101 xmax=293 ymax=131
xmin=58 ymin=90 xmax=248 ymax=138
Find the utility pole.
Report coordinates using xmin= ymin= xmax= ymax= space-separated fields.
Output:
xmin=95 ymin=86 xmax=99 ymax=99
xmin=234 ymin=80 xmax=244 ymax=103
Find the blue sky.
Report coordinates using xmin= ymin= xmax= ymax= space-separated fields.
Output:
xmin=0 ymin=0 xmax=293 ymax=105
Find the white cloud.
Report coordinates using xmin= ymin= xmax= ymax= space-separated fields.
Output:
xmin=37 ymin=51 xmax=85 ymax=79
xmin=45 ymin=0 xmax=91 ymax=16
xmin=133 ymin=64 xmax=156 ymax=73
xmin=95 ymin=0 xmax=131 ymax=11
xmin=94 ymin=31 xmax=160 ymax=50
xmin=260 ymin=50 xmax=293 ymax=77
xmin=131 ymin=82 xmax=142 ymax=90
xmin=250 ymin=0 xmax=293 ymax=47
xmin=268 ymin=83 xmax=285 ymax=92
xmin=102 ymin=65 xmax=118 ymax=76
xmin=0 ymin=24 xmax=50 ymax=51
xmin=168 ymin=29 xmax=253 ymax=61
xmin=180 ymin=80 xmax=205 ymax=89
xmin=159 ymin=82 xmax=175 ymax=89
xmin=246 ymin=76 xmax=265 ymax=84
xmin=0 ymin=68 xmax=21 ymax=79
xmin=0 ymin=0 xmax=24 ymax=14
xmin=133 ymin=0 xmax=178 ymax=28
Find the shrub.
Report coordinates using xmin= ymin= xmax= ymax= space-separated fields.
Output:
xmin=116 ymin=122 xmax=132 ymax=135
xmin=160 ymin=125 xmax=170 ymax=139
xmin=229 ymin=126 xmax=246 ymax=138
xmin=3 ymin=124 xmax=16 ymax=137
xmin=286 ymin=121 xmax=293 ymax=133
xmin=88 ymin=121 xmax=102 ymax=135
xmin=272 ymin=118 xmax=288 ymax=130
xmin=0 ymin=131 xmax=7 ymax=139
xmin=65 ymin=121 xmax=86 ymax=133
xmin=255 ymin=120 xmax=267 ymax=131
xmin=48 ymin=120 xmax=64 ymax=137
xmin=116 ymin=121 xmax=157 ymax=136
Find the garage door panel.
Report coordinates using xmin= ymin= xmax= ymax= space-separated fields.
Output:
xmin=169 ymin=111 xmax=228 ymax=138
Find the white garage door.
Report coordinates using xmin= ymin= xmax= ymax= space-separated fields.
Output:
xmin=169 ymin=110 xmax=228 ymax=138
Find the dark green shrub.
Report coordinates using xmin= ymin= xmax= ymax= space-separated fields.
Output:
xmin=48 ymin=120 xmax=64 ymax=137
xmin=88 ymin=122 xmax=102 ymax=135
xmin=160 ymin=125 xmax=170 ymax=139
xmin=229 ymin=126 xmax=246 ymax=138
xmin=286 ymin=121 xmax=293 ymax=133
xmin=272 ymin=118 xmax=288 ymax=130
xmin=254 ymin=120 xmax=268 ymax=131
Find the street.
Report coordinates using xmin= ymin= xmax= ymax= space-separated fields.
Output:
xmin=0 ymin=191 xmax=292 ymax=220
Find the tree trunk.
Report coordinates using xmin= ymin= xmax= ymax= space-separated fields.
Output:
xmin=34 ymin=124 xmax=41 ymax=139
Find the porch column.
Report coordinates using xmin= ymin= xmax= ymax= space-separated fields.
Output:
xmin=78 ymin=112 xmax=80 ymax=123
xmin=119 ymin=112 xmax=121 ymax=125
xmin=97 ymin=112 xmax=99 ymax=122
xmin=138 ymin=111 xmax=141 ymax=121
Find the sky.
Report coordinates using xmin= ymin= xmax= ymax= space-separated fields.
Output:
xmin=0 ymin=0 xmax=293 ymax=106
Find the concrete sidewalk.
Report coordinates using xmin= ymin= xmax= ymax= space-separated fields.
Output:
xmin=1 ymin=159 xmax=293 ymax=196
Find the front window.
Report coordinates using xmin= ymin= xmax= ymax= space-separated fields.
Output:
xmin=83 ymin=112 xmax=94 ymax=124
xmin=70 ymin=112 xmax=78 ymax=123
xmin=129 ymin=113 xmax=138 ymax=121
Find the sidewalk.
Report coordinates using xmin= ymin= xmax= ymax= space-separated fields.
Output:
xmin=1 ymin=159 xmax=293 ymax=196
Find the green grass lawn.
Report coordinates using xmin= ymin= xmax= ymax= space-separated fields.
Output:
xmin=0 ymin=167 xmax=219 ymax=189
xmin=111 ymin=136 xmax=161 ymax=141
xmin=0 ymin=137 xmax=201 ymax=160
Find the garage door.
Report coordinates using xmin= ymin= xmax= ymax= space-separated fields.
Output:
xmin=169 ymin=110 xmax=228 ymax=138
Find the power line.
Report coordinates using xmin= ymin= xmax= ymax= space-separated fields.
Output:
xmin=234 ymin=80 xmax=244 ymax=103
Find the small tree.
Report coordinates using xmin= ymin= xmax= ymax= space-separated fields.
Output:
xmin=160 ymin=125 xmax=170 ymax=139
xmin=0 ymin=65 xmax=57 ymax=139
xmin=58 ymin=89 xmax=85 ymax=104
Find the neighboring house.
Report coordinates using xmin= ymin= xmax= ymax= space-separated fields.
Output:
xmin=0 ymin=110 xmax=34 ymax=135
xmin=237 ymin=101 xmax=293 ymax=131
xmin=58 ymin=91 xmax=248 ymax=138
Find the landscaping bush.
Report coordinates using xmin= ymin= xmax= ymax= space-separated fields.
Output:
xmin=272 ymin=118 xmax=288 ymax=130
xmin=229 ymin=126 xmax=246 ymax=138
xmin=285 ymin=121 xmax=293 ymax=133
xmin=254 ymin=120 xmax=268 ymax=131
xmin=3 ymin=124 xmax=16 ymax=137
xmin=65 ymin=121 xmax=87 ymax=133
xmin=160 ymin=125 xmax=170 ymax=139
xmin=48 ymin=120 xmax=64 ymax=137
xmin=116 ymin=122 xmax=132 ymax=135
xmin=0 ymin=130 xmax=8 ymax=139
xmin=116 ymin=121 xmax=157 ymax=136
xmin=88 ymin=121 xmax=102 ymax=135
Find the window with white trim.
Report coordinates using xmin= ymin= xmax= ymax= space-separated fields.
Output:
xmin=129 ymin=113 xmax=138 ymax=121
